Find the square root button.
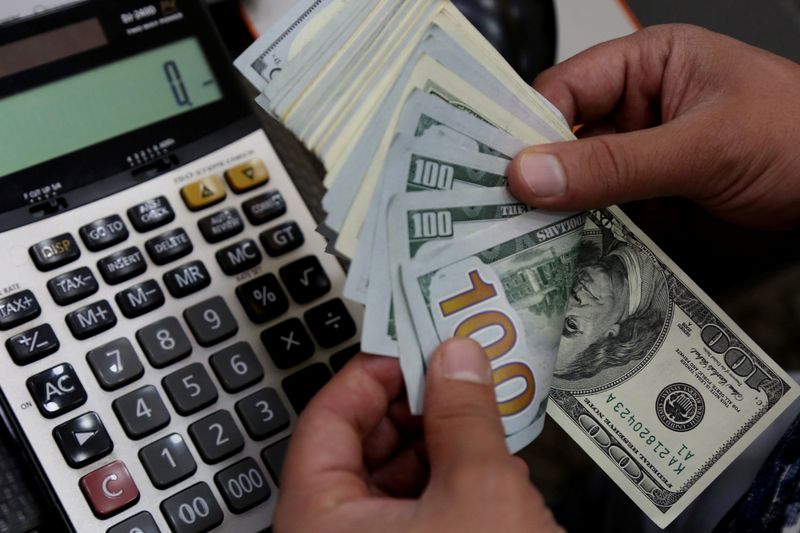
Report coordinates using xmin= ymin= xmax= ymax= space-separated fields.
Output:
xmin=79 ymin=460 xmax=139 ymax=519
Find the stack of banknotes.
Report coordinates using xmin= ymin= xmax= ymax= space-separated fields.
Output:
xmin=235 ymin=0 xmax=799 ymax=527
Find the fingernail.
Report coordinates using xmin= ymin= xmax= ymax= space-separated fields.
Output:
xmin=518 ymin=153 xmax=566 ymax=197
xmin=440 ymin=338 xmax=491 ymax=385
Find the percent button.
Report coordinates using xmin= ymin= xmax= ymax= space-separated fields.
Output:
xmin=236 ymin=273 xmax=290 ymax=324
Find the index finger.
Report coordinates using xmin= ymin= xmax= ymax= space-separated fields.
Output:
xmin=278 ymin=354 xmax=405 ymax=509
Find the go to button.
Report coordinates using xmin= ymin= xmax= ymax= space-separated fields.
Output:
xmin=79 ymin=460 xmax=139 ymax=518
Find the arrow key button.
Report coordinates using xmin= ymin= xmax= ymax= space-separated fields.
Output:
xmin=53 ymin=411 xmax=113 ymax=468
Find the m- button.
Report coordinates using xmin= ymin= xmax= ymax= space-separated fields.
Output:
xmin=79 ymin=460 xmax=139 ymax=519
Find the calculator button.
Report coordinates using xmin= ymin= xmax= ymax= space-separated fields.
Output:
xmin=29 ymin=233 xmax=81 ymax=272
xmin=214 ymin=457 xmax=271 ymax=513
xmin=183 ymin=296 xmax=238 ymax=347
xmin=188 ymin=410 xmax=244 ymax=464
xmin=107 ymin=511 xmax=159 ymax=533
xmin=116 ymin=279 xmax=165 ymax=319
xmin=80 ymin=215 xmax=129 ymax=252
xmin=162 ymin=363 xmax=218 ymax=416
xmin=215 ymin=238 xmax=261 ymax=275
xmin=242 ymin=190 xmax=286 ymax=226
xmin=261 ymin=437 xmax=290 ymax=484
xmin=224 ymin=159 xmax=269 ymax=193
xmin=330 ymin=343 xmax=360 ymax=372
xmin=235 ymin=273 xmax=289 ymax=324
xmin=259 ymin=222 xmax=304 ymax=257
xmin=6 ymin=323 xmax=59 ymax=365
xmin=163 ymin=260 xmax=211 ymax=298
xmin=235 ymin=388 xmax=289 ymax=440
xmin=53 ymin=411 xmax=113 ymax=468
xmin=86 ymin=338 xmax=144 ymax=391
xmin=279 ymin=256 xmax=331 ymax=304
xmin=66 ymin=299 xmax=117 ymax=340
xmin=139 ymin=433 xmax=197 ymax=489
xmin=282 ymin=363 xmax=333 ymax=414
xmin=113 ymin=385 xmax=171 ymax=439
xmin=260 ymin=318 xmax=314 ymax=370
xmin=305 ymin=299 xmax=357 ymax=349
xmin=160 ymin=482 xmax=223 ymax=533
xmin=80 ymin=460 xmax=139 ymax=519
xmin=47 ymin=266 xmax=99 ymax=306
xmin=98 ymin=247 xmax=147 ymax=285
xmin=198 ymin=207 xmax=244 ymax=243
xmin=209 ymin=341 xmax=264 ymax=393
xmin=0 ymin=290 xmax=41 ymax=330
xmin=27 ymin=362 xmax=86 ymax=418
xmin=180 ymin=175 xmax=226 ymax=211
xmin=128 ymin=196 xmax=175 ymax=233
xmin=136 ymin=317 xmax=192 ymax=368
xmin=145 ymin=228 xmax=193 ymax=266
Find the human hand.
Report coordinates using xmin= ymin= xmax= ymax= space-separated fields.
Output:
xmin=508 ymin=24 xmax=800 ymax=229
xmin=274 ymin=338 xmax=562 ymax=533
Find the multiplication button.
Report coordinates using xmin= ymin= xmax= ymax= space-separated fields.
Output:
xmin=29 ymin=233 xmax=80 ymax=272
xmin=0 ymin=290 xmax=41 ymax=330
xmin=65 ymin=300 xmax=117 ymax=340
xmin=127 ymin=196 xmax=175 ymax=233
xmin=47 ymin=267 xmax=99 ymax=306
xmin=79 ymin=215 xmax=128 ymax=252
xmin=260 ymin=318 xmax=314 ymax=370
xmin=6 ymin=323 xmax=59 ymax=365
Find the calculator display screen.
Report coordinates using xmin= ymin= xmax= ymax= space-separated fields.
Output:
xmin=0 ymin=37 xmax=222 ymax=177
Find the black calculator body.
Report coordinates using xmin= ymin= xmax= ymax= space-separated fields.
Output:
xmin=0 ymin=1 xmax=361 ymax=531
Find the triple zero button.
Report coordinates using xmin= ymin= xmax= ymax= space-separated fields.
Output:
xmin=216 ymin=239 xmax=261 ymax=275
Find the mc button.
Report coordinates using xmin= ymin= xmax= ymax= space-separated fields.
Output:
xmin=27 ymin=362 xmax=87 ymax=418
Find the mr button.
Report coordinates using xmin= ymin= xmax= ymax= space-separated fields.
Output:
xmin=80 ymin=461 xmax=139 ymax=519
xmin=30 ymin=233 xmax=81 ymax=272
xmin=27 ymin=362 xmax=87 ymax=418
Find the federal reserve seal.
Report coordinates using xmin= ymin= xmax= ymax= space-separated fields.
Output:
xmin=655 ymin=383 xmax=705 ymax=432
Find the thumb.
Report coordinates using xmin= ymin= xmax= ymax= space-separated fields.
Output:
xmin=423 ymin=337 xmax=511 ymax=481
xmin=507 ymin=119 xmax=724 ymax=210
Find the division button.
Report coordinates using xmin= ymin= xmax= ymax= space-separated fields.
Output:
xmin=80 ymin=460 xmax=139 ymax=519
xmin=198 ymin=207 xmax=244 ymax=244
xmin=53 ymin=411 xmax=113 ymax=468
xmin=47 ymin=266 xmax=99 ymax=306
xmin=79 ymin=215 xmax=129 ymax=252
xmin=163 ymin=260 xmax=210 ymax=298
xmin=107 ymin=511 xmax=159 ymax=533
xmin=127 ymin=196 xmax=175 ymax=233
xmin=242 ymin=191 xmax=286 ymax=226
xmin=86 ymin=337 xmax=144 ymax=391
xmin=136 ymin=317 xmax=192 ymax=368
xmin=26 ymin=362 xmax=87 ymax=418
xmin=139 ymin=433 xmax=197 ymax=489
xmin=282 ymin=363 xmax=332 ymax=414
xmin=97 ymin=247 xmax=147 ymax=285
xmin=235 ymin=273 xmax=289 ymax=324
xmin=279 ymin=256 xmax=331 ymax=304
xmin=180 ymin=175 xmax=226 ymax=211
xmin=304 ymin=298 xmax=357 ymax=349
xmin=145 ymin=228 xmax=193 ymax=265
xmin=113 ymin=385 xmax=171 ymax=439
xmin=65 ymin=300 xmax=117 ymax=340
xmin=29 ymin=233 xmax=80 ymax=272
xmin=210 ymin=341 xmax=264 ymax=393
xmin=260 ymin=318 xmax=314 ymax=370
xmin=6 ymin=323 xmax=59 ymax=365
xmin=0 ymin=290 xmax=41 ymax=330
xmin=214 ymin=457 xmax=271 ymax=513
xmin=259 ymin=222 xmax=304 ymax=257
xmin=261 ymin=437 xmax=290 ymax=484
xmin=160 ymin=482 xmax=223 ymax=533
xmin=235 ymin=388 xmax=289 ymax=441
xmin=162 ymin=363 xmax=218 ymax=416
xmin=115 ymin=279 xmax=165 ymax=319
xmin=183 ymin=296 xmax=238 ymax=347
xmin=188 ymin=410 xmax=244 ymax=464
xmin=215 ymin=238 xmax=261 ymax=275
xmin=224 ymin=158 xmax=269 ymax=193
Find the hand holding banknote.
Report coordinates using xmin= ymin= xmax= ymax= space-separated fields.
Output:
xmin=275 ymin=339 xmax=563 ymax=533
xmin=508 ymin=25 xmax=800 ymax=229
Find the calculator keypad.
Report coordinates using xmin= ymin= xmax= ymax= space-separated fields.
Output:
xmin=145 ymin=227 xmax=193 ymax=265
xmin=209 ymin=341 xmax=264 ymax=393
xmin=260 ymin=222 xmax=304 ymax=257
xmin=198 ymin=207 xmax=244 ymax=243
xmin=260 ymin=318 xmax=315 ymax=370
xmin=216 ymin=238 xmax=262 ymax=275
xmin=214 ymin=457 xmax=271 ymax=513
xmin=0 ymin=290 xmax=41 ymax=330
xmin=127 ymin=196 xmax=175 ymax=232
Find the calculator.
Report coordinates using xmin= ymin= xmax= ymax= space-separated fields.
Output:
xmin=0 ymin=1 xmax=361 ymax=531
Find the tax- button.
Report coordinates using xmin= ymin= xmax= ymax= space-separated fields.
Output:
xmin=224 ymin=159 xmax=269 ymax=193
xmin=0 ymin=290 xmax=41 ymax=330
xmin=181 ymin=175 xmax=226 ymax=211
xmin=47 ymin=266 xmax=99 ymax=306
xmin=53 ymin=411 xmax=113 ymax=468
xmin=79 ymin=460 xmax=139 ymax=519
xmin=26 ymin=362 xmax=87 ymax=418
xmin=30 ymin=233 xmax=80 ymax=272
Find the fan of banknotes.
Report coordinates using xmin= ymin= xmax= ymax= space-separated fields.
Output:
xmin=235 ymin=0 xmax=798 ymax=527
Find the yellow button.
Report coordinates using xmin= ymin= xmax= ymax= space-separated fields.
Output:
xmin=224 ymin=159 xmax=269 ymax=193
xmin=180 ymin=175 xmax=226 ymax=211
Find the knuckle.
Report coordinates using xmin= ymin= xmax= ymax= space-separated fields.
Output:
xmin=584 ymin=137 xmax=633 ymax=202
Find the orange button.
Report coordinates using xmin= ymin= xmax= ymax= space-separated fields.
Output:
xmin=224 ymin=159 xmax=269 ymax=193
xmin=180 ymin=175 xmax=226 ymax=211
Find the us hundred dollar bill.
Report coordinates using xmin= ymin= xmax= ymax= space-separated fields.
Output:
xmin=544 ymin=207 xmax=799 ymax=528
